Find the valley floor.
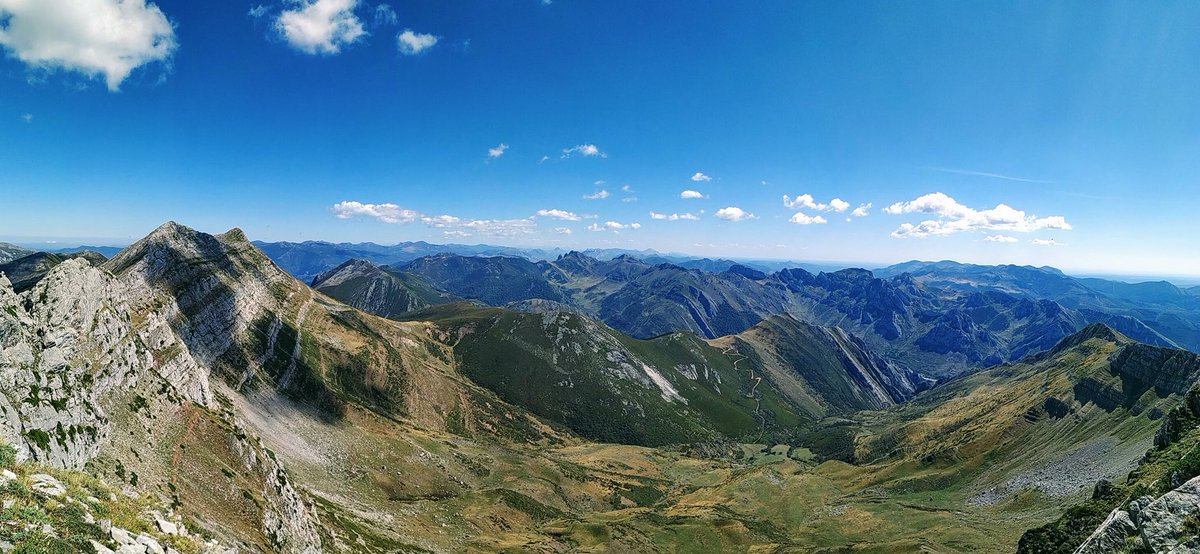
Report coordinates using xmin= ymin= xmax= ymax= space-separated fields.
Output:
xmin=233 ymin=383 xmax=1116 ymax=553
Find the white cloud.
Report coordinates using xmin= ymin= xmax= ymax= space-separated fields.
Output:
xmin=587 ymin=221 xmax=641 ymax=232
xmin=373 ymin=4 xmax=397 ymax=26
xmin=20 ymin=113 xmax=33 ymax=123
xmin=582 ymin=189 xmax=609 ymax=200
xmin=714 ymin=207 xmax=755 ymax=222
xmin=680 ymin=189 xmax=706 ymax=199
xmin=554 ymin=227 xmax=572 ymax=235
xmin=649 ymin=211 xmax=699 ymax=221
xmin=536 ymin=208 xmax=585 ymax=221
xmin=782 ymin=194 xmax=849 ymax=212
xmin=276 ymin=0 xmax=366 ymax=55
xmin=691 ymin=172 xmax=712 ymax=182
xmin=248 ymin=4 xmax=271 ymax=18
xmin=487 ymin=143 xmax=508 ymax=158
xmin=330 ymin=201 xmax=422 ymax=223
xmin=788 ymin=212 xmax=827 ymax=225
xmin=422 ymin=214 xmax=460 ymax=227
xmin=442 ymin=230 xmax=471 ymax=238
xmin=621 ymin=184 xmax=633 ymax=192
xmin=461 ymin=218 xmax=535 ymax=236
xmin=1031 ymin=238 xmax=1062 ymax=246
xmin=329 ymin=200 xmax=535 ymax=236
xmin=561 ymin=144 xmax=606 ymax=158
xmin=621 ymin=196 xmax=638 ymax=203
xmin=397 ymin=28 xmax=438 ymax=55
xmin=850 ymin=203 xmax=872 ymax=217
xmin=984 ymin=234 xmax=1018 ymax=243
xmin=885 ymin=192 xmax=1072 ymax=238
xmin=0 ymin=0 xmax=177 ymax=91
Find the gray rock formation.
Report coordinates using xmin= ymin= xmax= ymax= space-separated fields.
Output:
xmin=1075 ymin=475 xmax=1200 ymax=553
xmin=0 ymin=223 xmax=326 ymax=553
xmin=0 ymin=259 xmax=210 ymax=467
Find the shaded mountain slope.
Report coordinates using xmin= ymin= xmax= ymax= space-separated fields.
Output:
xmin=310 ymin=258 xmax=456 ymax=318
xmin=714 ymin=314 xmax=933 ymax=419
xmin=0 ymin=242 xmax=33 ymax=264
xmin=398 ymin=253 xmax=566 ymax=305
xmin=0 ymin=250 xmax=107 ymax=292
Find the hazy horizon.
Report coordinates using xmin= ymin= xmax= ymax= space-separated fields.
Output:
xmin=5 ymin=223 xmax=1200 ymax=286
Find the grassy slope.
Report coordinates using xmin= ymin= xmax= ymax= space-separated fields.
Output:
xmin=402 ymin=303 xmax=809 ymax=447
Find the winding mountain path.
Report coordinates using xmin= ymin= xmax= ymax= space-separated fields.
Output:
xmin=722 ymin=343 xmax=765 ymax=442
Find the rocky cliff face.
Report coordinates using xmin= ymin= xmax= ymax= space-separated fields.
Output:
xmin=0 ymin=250 xmax=107 ymax=293
xmin=0 ymin=259 xmax=210 ymax=468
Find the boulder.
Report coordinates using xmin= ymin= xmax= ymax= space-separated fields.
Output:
xmin=28 ymin=473 xmax=66 ymax=497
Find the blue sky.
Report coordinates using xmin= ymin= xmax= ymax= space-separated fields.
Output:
xmin=1 ymin=1 xmax=1198 ymax=277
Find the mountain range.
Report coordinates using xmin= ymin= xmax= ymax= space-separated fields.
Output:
xmin=309 ymin=252 xmax=1187 ymax=380
xmin=4 ymin=223 xmax=1200 ymax=552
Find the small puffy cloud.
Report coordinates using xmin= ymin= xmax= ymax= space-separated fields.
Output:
xmin=984 ymin=234 xmax=1018 ymax=243
xmin=442 ymin=230 xmax=471 ymax=238
xmin=621 ymin=184 xmax=633 ymax=192
xmin=649 ymin=211 xmax=699 ymax=221
xmin=680 ymin=189 xmax=706 ymax=199
xmin=691 ymin=172 xmax=712 ymax=182
xmin=714 ymin=207 xmax=755 ymax=222
xmin=373 ymin=4 xmax=397 ymax=26
xmin=582 ymin=189 xmax=609 ymax=200
xmin=248 ymin=4 xmax=271 ymax=18
xmin=20 ymin=113 xmax=33 ymax=123
xmin=1031 ymin=238 xmax=1062 ymax=246
xmin=554 ymin=227 xmax=572 ymax=235
xmin=851 ymin=203 xmax=872 ymax=217
xmin=536 ymin=208 xmax=585 ymax=221
xmin=586 ymin=221 xmax=641 ymax=232
xmin=330 ymin=201 xmax=422 ymax=223
xmin=276 ymin=0 xmax=366 ymax=55
xmin=487 ymin=143 xmax=508 ymax=159
xmin=884 ymin=192 xmax=972 ymax=218
xmin=788 ymin=212 xmax=827 ymax=225
xmin=397 ymin=29 xmax=438 ymax=55
xmin=885 ymin=192 xmax=1072 ymax=238
xmin=0 ymin=0 xmax=177 ymax=91
xmin=782 ymin=194 xmax=849 ymax=212
xmin=621 ymin=196 xmax=638 ymax=203
xmin=561 ymin=144 xmax=606 ymax=158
